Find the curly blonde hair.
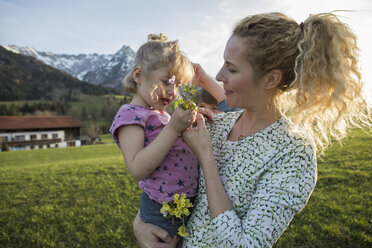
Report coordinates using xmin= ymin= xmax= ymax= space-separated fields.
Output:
xmin=233 ymin=12 xmax=371 ymax=153
xmin=123 ymin=33 xmax=193 ymax=95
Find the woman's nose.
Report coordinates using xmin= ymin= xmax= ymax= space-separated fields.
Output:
xmin=216 ymin=67 xmax=224 ymax=83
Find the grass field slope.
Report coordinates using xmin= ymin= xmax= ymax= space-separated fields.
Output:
xmin=0 ymin=130 xmax=371 ymax=247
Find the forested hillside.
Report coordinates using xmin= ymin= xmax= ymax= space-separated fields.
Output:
xmin=0 ymin=47 xmax=119 ymax=101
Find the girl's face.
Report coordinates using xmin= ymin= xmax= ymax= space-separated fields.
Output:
xmin=137 ymin=66 xmax=178 ymax=111
xmin=216 ymin=35 xmax=267 ymax=110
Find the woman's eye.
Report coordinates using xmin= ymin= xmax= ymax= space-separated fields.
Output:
xmin=228 ymin=68 xmax=237 ymax=73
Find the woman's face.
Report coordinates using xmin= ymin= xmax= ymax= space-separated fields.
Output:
xmin=216 ymin=35 xmax=267 ymax=110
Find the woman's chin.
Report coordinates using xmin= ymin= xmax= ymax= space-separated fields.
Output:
xmin=225 ymin=99 xmax=238 ymax=108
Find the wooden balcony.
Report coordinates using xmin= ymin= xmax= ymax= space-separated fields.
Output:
xmin=5 ymin=138 xmax=62 ymax=147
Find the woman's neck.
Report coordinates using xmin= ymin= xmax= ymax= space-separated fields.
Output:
xmin=228 ymin=104 xmax=281 ymax=141
xmin=243 ymin=108 xmax=280 ymax=134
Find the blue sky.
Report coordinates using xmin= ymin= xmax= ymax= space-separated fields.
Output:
xmin=1 ymin=0 xmax=371 ymax=96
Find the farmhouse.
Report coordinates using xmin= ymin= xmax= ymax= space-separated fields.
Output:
xmin=0 ymin=116 xmax=83 ymax=151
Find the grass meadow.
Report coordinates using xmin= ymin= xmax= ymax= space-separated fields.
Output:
xmin=0 ymin=130 xmax=371 ymax=247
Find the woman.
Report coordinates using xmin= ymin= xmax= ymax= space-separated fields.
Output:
xmin=133 ymin=12 xmax=370 ymax=247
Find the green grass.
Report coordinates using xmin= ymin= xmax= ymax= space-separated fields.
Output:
xmin=0 ymin=144 xmax=141 ymax=247
xmin=275 ymin=129 xmax=372 ymax=248
xmin=99 ymin=133 xmax=115 ymax=144
xmin=0 ymin=129 xmax=371 ymax=247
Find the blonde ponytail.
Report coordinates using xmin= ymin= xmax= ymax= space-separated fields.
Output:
xmin=233 ymin=12 xmax=371 ymax=153
xmin=286 ymin=13 xmax=371 ymax=152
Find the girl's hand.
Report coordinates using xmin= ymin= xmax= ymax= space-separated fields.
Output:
xmin=168 ymin=107 xmax=197 ymax=133
xmin=133 ymin=211 xmax=178 ymax=248
xmin=197 ymin=107 xmax=214 ymax=124
xmin=192 ymin=63 xmax=210 ymax=88
xmin=192 ymin=62 xmax=225 ymax=103
xmin=182 ymin=114 xmax=213 ymax=159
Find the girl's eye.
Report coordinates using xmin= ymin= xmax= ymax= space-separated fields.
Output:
xmin=228 ymin=68 xmax=237 ymax=73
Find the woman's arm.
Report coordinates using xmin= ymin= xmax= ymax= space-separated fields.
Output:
xmin=133 ymin=211 xmax=178 ymax=248
xmin=209 ymin=147 xmax=317 ymax=247
xmin=119 ymin=108 xmax=196 ymax=181
xmin=182 ymin=114 xmax=232 ymax=218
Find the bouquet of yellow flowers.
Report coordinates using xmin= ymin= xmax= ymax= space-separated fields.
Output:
xmin=160 ymin=193 xmax=193 ymax=237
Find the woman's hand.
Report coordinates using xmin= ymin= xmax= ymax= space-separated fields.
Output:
xmin=133 ymin=211 xmax=178 ymax=248
xmin=182 ymin=114 xmax=213 ymax=159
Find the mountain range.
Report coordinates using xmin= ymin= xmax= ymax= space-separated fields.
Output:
xmin=0 ymin=46 xmax=119 ymax=101
xmin=2 ymin=44 xmax=135 ymax=91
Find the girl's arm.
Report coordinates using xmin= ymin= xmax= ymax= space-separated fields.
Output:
xmin=119 ymin=108 xmax=196 ymax=181
xmin=182 ymin=114 xmax=232 ymax=217
xmin=193 ymin=63 xmax=225 ymax=103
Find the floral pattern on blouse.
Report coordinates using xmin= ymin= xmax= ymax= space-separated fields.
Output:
xmin=183 ymin=111 xmax=317 ymax=248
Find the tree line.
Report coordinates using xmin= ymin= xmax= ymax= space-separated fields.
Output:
xmin=1 ymin=95 xmax=132 ymax=136
xmin=0 ymin=101 xmax=70 ymax=116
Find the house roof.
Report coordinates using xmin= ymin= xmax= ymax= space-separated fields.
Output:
xmin=0 ymin=116 xmax=84 ymax=130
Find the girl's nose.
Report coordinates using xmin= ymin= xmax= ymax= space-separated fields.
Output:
xmin=167 ymin=85 xmax=176 ymax=96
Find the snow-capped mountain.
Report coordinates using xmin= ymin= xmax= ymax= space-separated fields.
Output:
xmin=2 ymin=44 xmax=135 ymax=91
xmin=82 ymin=45 xmax=134 ymax=90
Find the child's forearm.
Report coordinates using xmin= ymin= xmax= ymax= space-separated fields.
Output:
xmin=201 ymin=76 xmax=225 ymax=103
xmin=129 ymin=125 xmax=179 ymax=181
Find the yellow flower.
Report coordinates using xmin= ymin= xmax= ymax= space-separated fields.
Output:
xmin=185 ymin=201 xmax=193 ymax=208
xmin=174 ymin=194 xmax=180 ymax=201
xmin=160 ymin=193 xmax=193 ymax=232
xmin=182 ymin=208 xmax=190 ymax=216
xmin=177 ymin=224 xmax=189 ymax=238
xmin=161 ymin=202 xmax=169 ymax=210
xmin=174 ymin=208 xmax=183 ymax=219
xmin=160 ymin=202 xmax=170 ymax=217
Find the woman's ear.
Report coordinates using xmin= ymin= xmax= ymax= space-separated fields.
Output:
xmin=264 ymin=70 xmax=282 ymax=89
xmin=133 ymin=66 xmax=143 ymax=84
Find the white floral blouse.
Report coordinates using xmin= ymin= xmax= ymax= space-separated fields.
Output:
xmin=183 ymin=111 xmax=317 ymax=248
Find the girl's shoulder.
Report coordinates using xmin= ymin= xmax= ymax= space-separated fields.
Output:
xmin=118 ymin=104 xmax=152 ymax=114
xmin=110 ymin=104 xmax=151 ymax=135
xmin=116 ymin=104 xmax=170 ymax=119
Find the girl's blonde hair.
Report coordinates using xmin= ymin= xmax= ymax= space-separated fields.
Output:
xmin=123 ymin=33 xmax=193 ymax=95
xmin=233 ymin=12 xmax=371 ymax=153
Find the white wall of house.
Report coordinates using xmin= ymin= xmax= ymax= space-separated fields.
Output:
xmin=0 ymin=130 xmax=81 ymax=151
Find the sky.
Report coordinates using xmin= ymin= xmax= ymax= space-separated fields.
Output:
xmin=1 ymin=0 xmax=372 ymax=97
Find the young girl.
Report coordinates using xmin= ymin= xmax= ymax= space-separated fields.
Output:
xmin=109 ymin=34 xmax=198 ymax=246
